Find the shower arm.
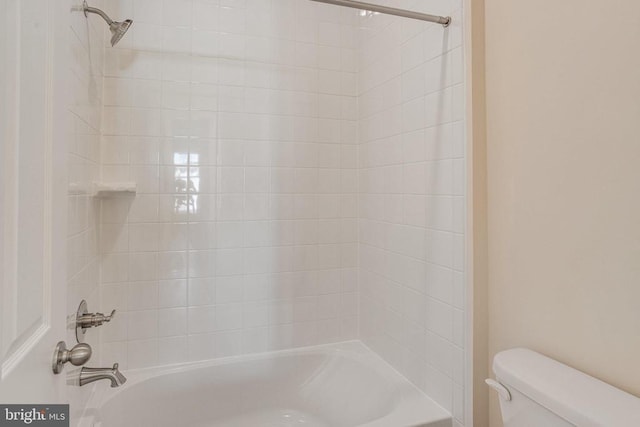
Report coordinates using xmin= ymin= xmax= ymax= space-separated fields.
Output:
xmin=83 ymin=1 xmax=114 ymax=25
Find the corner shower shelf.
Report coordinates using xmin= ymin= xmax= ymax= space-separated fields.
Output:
xmin=92 ymin=182 xmax=137 ymax=197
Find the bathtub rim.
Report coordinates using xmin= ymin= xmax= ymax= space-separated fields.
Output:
xmin=79 ymin=340 xmax=451 ymax=427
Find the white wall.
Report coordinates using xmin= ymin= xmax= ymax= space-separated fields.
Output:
xmin=485 ymin=1 xmax=640 ymax=425
xmin=66 ymin=0 xmax=105 ymax=422
xmin=97 ymin=0 xmax=359 ymax=369
xmin=356 ymin=1 xmax=467 ymax=425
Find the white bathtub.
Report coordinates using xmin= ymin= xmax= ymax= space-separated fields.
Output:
xmin=81 ymin=341 xmax=451 ymax=427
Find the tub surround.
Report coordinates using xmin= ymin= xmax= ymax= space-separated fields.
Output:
xmin=70 ymin=0 xmax=468 ymax=425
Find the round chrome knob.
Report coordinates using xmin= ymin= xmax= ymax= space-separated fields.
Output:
xmin=67 ymin=343 xmax=92 ymax=366
xmin=52 ymin=341 xmax=92 ymax=374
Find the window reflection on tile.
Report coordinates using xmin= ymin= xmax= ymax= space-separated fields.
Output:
xmin=170 ymin=152 xmax=202 ymax=214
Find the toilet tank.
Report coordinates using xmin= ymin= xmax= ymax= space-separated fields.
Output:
xmin=491 ymin=348 xmax=640 ymax=427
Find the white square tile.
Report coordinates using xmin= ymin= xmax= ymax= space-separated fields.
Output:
xmin=188 ymin=306 xmax=216 ymax=334
xmin=158 ymin=336 xmax=188 ymax=365
xmin=216 ymin=276 xmax=244 ymax=303
xmin=188 ymin=278 xmax=216 ymax=306
xmin=425 ymin=297 xmax=453 ymax=341
xmin=188 ymin=333 xmax=216 ymax=361
xmin=216 ymin=304 xmax=243 ymax=331
xmin=127 ymin=281 xmax=158 ymax=310
xmin=158 ymin=308 xmax=187 ymax=337
xmin=128 ymin=310 xmax=158 ymax=340
xmin=128 ymin=339 xmax=158 ymax=369
xmin=158 ymin=279 xmax=187 ymax=308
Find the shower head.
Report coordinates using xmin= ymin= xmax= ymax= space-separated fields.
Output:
xmin=109 ymin=20 xmax=133 ymax=47
xmin=82 ymin=1 xmax=133 ymax=47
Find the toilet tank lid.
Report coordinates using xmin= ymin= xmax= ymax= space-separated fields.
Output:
xmin=493 ymin=348 xmax=640 ymax=427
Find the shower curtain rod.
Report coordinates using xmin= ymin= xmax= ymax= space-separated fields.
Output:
xmin=309 ymin=0 xmax=451 ymax=27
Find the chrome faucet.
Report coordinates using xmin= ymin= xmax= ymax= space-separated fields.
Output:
xmin=79 ymin=363 xmax=127 ymax=388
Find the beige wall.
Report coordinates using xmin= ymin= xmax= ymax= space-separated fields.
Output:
xmin=484 ymin=0 xmax=640 ymax=425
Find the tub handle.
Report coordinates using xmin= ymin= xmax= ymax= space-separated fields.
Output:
xmin=485 ymin=378 xmax=512 ymax=401
xmin=76 ymin=299 xmax=116 ymax=342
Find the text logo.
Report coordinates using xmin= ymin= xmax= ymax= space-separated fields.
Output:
xmin=0 ymin=405 xmax=68 ymax=426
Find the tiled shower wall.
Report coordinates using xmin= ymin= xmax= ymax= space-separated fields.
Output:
xmin=91 ymin=0 xmax=468 ymax=421
xmin=67 ymin=0 xmax=105 ymax=421
xmin=357 ymin=1 xmax=466 ymax=426
xmin=98 ymin=0 xmax=360 ymax=369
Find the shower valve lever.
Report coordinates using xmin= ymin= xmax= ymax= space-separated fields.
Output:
xmin=75 ymin=300 xmax=116 ymax=342
xmin=77 ymin=309 xmax=116 ymax=328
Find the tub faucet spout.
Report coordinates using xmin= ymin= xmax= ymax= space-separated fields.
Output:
xmin=80 ymin=363 xmax=127 ymax=387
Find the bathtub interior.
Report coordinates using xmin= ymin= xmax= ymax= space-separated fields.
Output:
xmin=89 ymin=342 xmax=451 ymax=427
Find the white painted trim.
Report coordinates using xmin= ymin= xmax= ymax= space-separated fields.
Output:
xmin=463 ymin=0 xmax=475 ymax=425
xmin=1 ymin=0 xmax=20 ymax=361
xmin=1 ymin=0 xmax=56 ymax=377
xmin=0 ymin=0 xmax=6 ymax=359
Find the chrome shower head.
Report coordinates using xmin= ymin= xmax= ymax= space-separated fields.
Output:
xmin=83 ymin=1 xmax=133 ymax=47
xmin=109 ymin=20 xmax=133 ymax=47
